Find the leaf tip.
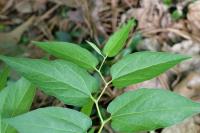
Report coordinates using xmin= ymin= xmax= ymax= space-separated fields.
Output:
xmin=32 ymin=41 xmax=42 ymax=46
xmin=178 ymin=54 xmax=192 ymax=61
xmin=85 ymin=40 xmax=90 ymax=44
xmin=0 ymin=55 xmax=8 ymax=62
xmin=127 ymin=18 xmax=136 ymax=27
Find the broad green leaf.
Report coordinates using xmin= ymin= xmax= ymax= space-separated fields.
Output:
xmin=1 ymin=122 xmax=16 ymax=133
xmin=81 ymin=99 xmax=94 ymax=116
xmin=171 ymin=10 xmax=183 ymax=21
xmin=163 ymin=0 xmax=172 ymax=5
xmin=111 ymin=51 xmax=189 ymax=88
xmin=5 ymin=107 xmax=92 ymax=133
xmin=0 ymin=66 xmax=10 ymax=91
xmin=0 ymin=56 xmax=98 ymax=106
xmin=0 ymin=115 xmax=2 ymax=132
xmin=88 ymin=127 xmax=95 ymax=133
xmin=0 ymin=78 xmax=35 ymax=117
xmin=108 ymin=88 xmax=200 ymax=132
xmin=103 ymin=19 xmax=135 ymax=57
xmin=0 ymin=78 xmax=35 ymax=133
xmin=86 ymin=41 xmax=104 ymax=57
xmin=33 ymin=41 xmax=99 ymax=70
xmin=129 ymin=32 xmax=142 ymax=50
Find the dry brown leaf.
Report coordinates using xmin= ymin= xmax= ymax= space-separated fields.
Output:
xmin=162 ymin=40 xmax=200 ymax=72
xmin=49 ymin=0 xmax=80 ymax=7
xmin=0 ymin=0 xmax=14 ymax=13
xmin=162 ymin=117 xmax=200 ymax=133
xmin=92 ymin=0 xmax=137 ymax=36
xmin=177 ymin=56 xmax=200 ymax=72
xmin=133 ymin=0 xmax=171 ymax=31
xmin=174 ymin=72 xmax=200 ymax=99
xmin=0 ymin=16 xmax=35 ymax=55
xmin=163 ymin=71 xmax=200 ymax=133
xmin=170 ymin=40 xmax=200 ymax=55
xmin=136 ymin=38 xmax=161 ymax=51
xmin=67 ymin=9 xmax=84 ymax=23
xmin=125 ymin=73 xmax=170 ymax=91
xmin=15 ymin=0 xmax=33 ymax=14
xmin=0 ymin=0 xmax=7 ymax=9
xmin=187 ymin=1 xmax=200 ymax=36
xmin=33 ymin=0 xmax=47 ymax=11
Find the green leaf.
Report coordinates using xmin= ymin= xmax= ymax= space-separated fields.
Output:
xmin=0 ymin=66 xmax=10 ymax=91
xmin=0 ymin=78 xmax=35 ymax=117
xmin=88 ymin=127 xmax=95 ymax=133
xmin=86 ymin=41 xmax=104 ymax=57
xmin=171 ymin=10 xmax=183 ymax=21
xmin=0 ymin=115 xmax=2 ymax=132
xmin=163 ymin=0 xmax=172 ymax=5
xmin=129 ymin=32 xmax=142 ymax=50
xmin=0 ymin=56 xmax=98 ymax=107
xmin=5 ymin=107 xmax=92 ymax=133
xmin=33 ymin=41 xmax=99 ymax=70
xmin=111 ymin=51 xmax=189 ymax=88
xmin=103 ymin=19 xmax=135 ymax=57
xmin=0 ymin=78 xmax=35 ymax=133
xmin=107 ymin=88 xmax=200 ymax=132
xmin=1 ymin=122 xmax=16 ymax=133
xmin=81 ymin=99 xmax=94 ymax=116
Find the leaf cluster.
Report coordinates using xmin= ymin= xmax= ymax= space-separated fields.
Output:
xmin=0 ymin=19 xmax=199 ymax=133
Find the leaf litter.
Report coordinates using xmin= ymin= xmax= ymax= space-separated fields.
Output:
xmin=1 ymin=0 xmax=200 ymax=132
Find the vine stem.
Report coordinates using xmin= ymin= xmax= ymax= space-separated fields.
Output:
xmin=91 ymin=80 xmax=111 ymax=124
xmin=92 ymin=55 xmax=112 ymax=133
xmin=92 ymin=81 xmax=111 ymax=133
xmin=99 ymin=56 xmax=107 ymax=71
xmin=94 ymin=55 xmax=108 ymax=84
xmin=91 ymin=96 xmax=104 ymax=124
xmin=94 ymin=100 xmax=104 ymax=123
xmin=95 ymin=68 xmax=107 ymax=84
xmin=97 ymin=117 xmax=112 ymax=133
xmin=97 ymin=81 xmax=111 ymax=102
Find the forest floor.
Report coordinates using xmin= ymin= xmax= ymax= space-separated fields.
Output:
xmin=1 ymin=0 xmax=200 ymax=133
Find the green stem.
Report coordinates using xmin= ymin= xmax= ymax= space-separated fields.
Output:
xmin=97 ymin=81 xmax=111 ymax=102
xmin=99 ymin=56 xmax=107 ymax=71
xmin=97 ymin=117 xmax=112 ymax=133
xmin=94 ymin=101 xmax=104 ymax=124
xmin=98 ymin=124 xmax=104 ymax=133
xmin=92 ymin=55 xmax=112 ymax=133
xmin=93 ymin=81 xmax=111 ymax=132
xmin=95 ymin=68 xmax=107 ymax=84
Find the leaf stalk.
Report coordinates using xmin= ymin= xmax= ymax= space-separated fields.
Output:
xmin=92 ymin=56 xmax=112 ymax=133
